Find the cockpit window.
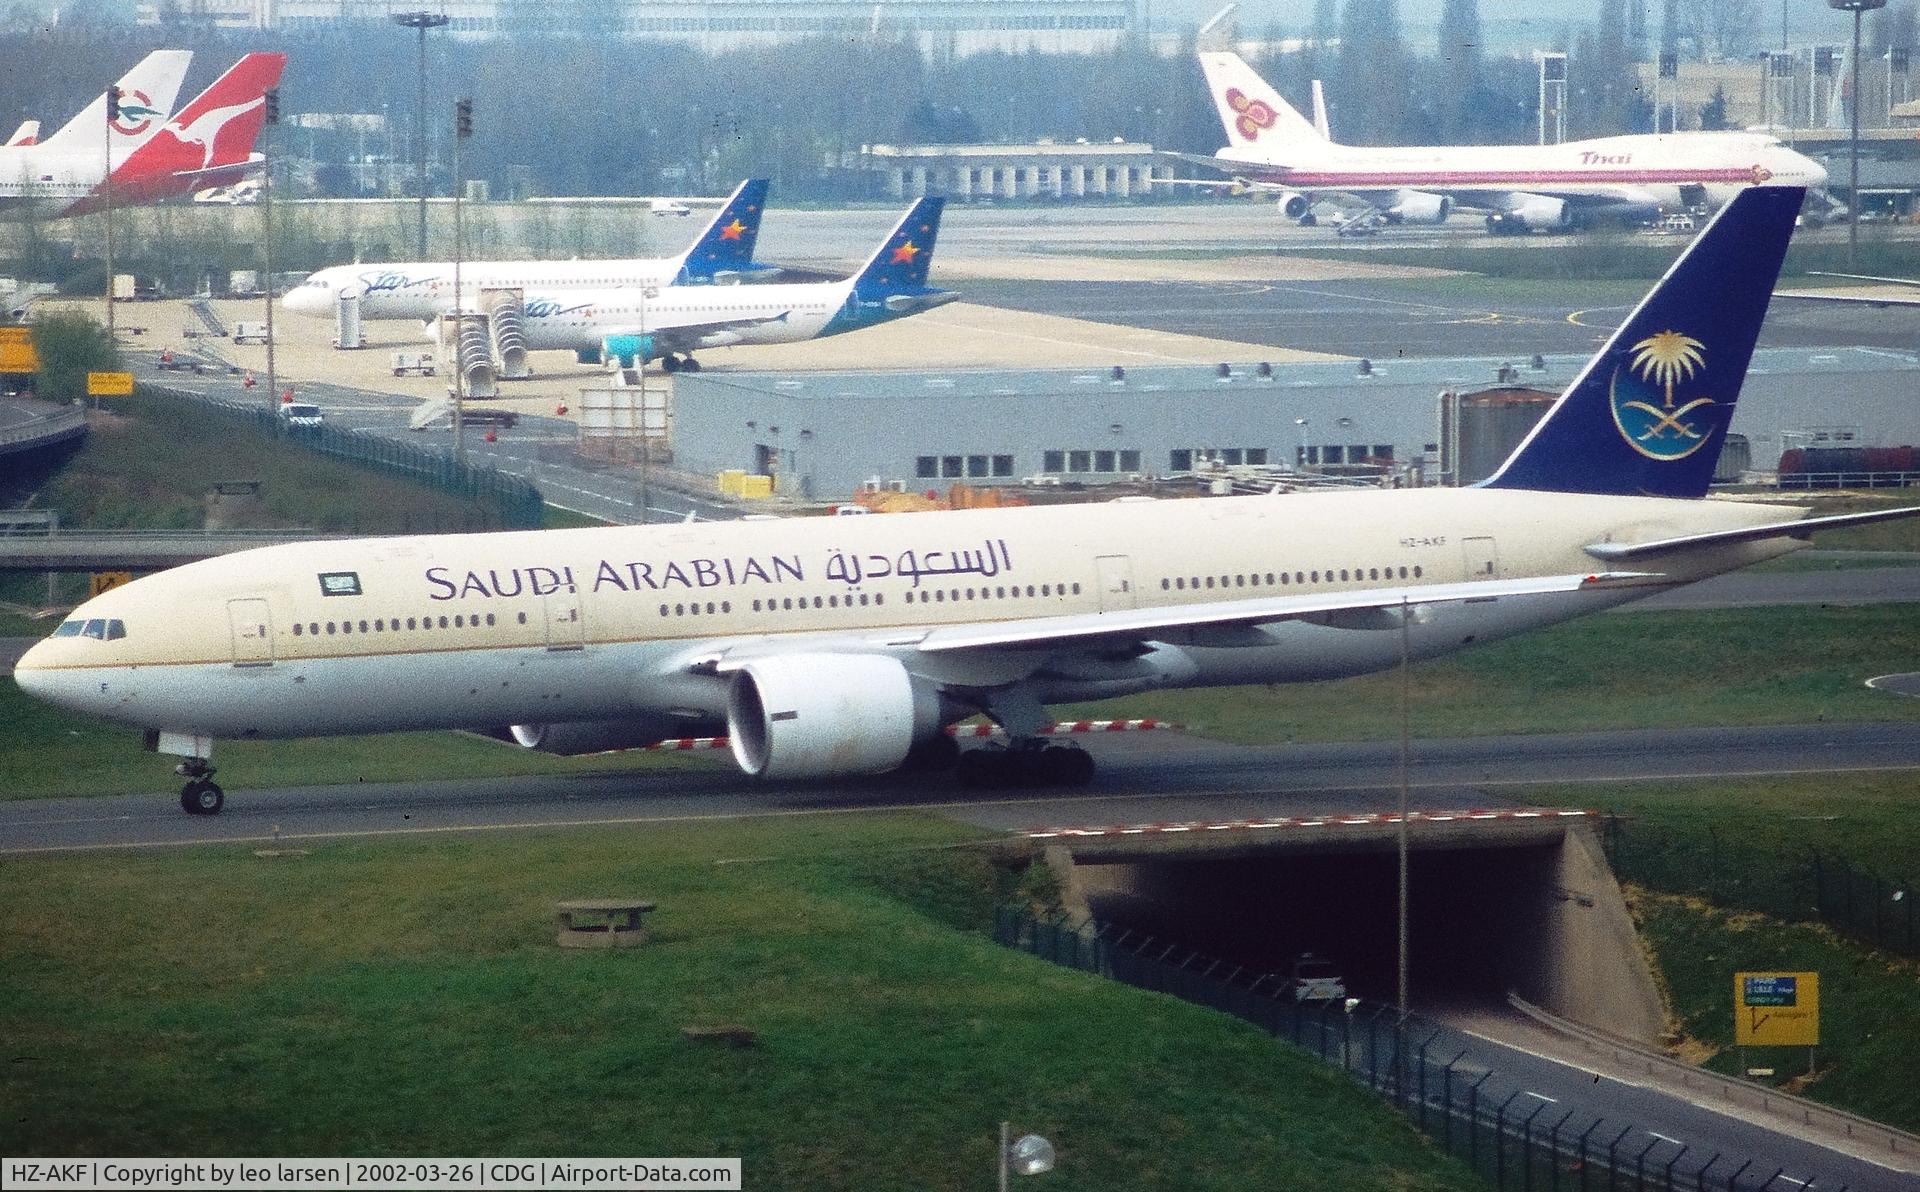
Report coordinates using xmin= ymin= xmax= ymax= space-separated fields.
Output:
xmin=52 ymin=620 xmax=83 ymax=637
xmin=82 ymin=619 xmax=107 ymax=639
xmin=106 ymin=619 xmax=126 ymax=640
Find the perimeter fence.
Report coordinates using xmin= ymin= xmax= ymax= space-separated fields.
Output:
xmin=994 ymin=907 xmax=1865 ymax=1192
xmin=1600 ymin=817 xmax=1918 ymax=959
xmin=131 ymin=384 xmax=545 ymax=529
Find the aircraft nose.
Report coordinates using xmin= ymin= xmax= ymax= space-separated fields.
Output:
xmin=280 ymin=283 xmax=328 ymax=317
xmin=11 ymin=639 xmax=57 ymax=701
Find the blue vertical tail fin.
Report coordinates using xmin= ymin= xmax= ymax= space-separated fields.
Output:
xmin=851 ymin=196 xmax=946 ymax=298
xmin=1481 ymin=186 xmax=1803 ymax=498
xmin=672 ymin=178 xmax=769 ymax=283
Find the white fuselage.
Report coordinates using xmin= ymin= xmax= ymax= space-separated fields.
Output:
xmin=14 ymin=487 xmax=1805 ymax=745
xmin=281 ymin=259 xmax=711 ymax=322
xmin=518 ymin=279 xmax=854 ymax=354
xmin=1226 ymin=132 xmax=1828 ymax=210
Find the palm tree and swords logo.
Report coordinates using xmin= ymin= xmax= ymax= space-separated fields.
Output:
xmin=1609 ymin=329 xmax=1719 ymax=461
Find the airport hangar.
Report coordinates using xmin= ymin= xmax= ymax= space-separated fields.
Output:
xmin=668 ymin=346 xmax=1920 ymax=499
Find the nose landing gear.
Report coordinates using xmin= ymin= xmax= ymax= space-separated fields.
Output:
xmin=175 ymin=759 xmax=224 ymax=815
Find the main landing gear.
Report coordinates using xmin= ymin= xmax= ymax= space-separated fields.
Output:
xmin=175 ymin=758 xmax=224 ymax=815
xmin=658 ymin=354 xmax=701 ymax=373
xmin=955 ymin=742 xmax=1095 ymax=790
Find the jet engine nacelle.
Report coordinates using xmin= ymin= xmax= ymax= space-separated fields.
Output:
xmin=506 ymin=716 xmax=689 ymax=756
xmin=1386 ymin=190 xmax=1450 ymax=224
xmin=725 ymin=653 xmax=943 ymax=778
xmin=599 ymin=333 xmax=659 ymax=368
xmin=1276 ymin=191 xmax=1311 ymax=220
xmin=1488 ymin=195 xmax=1570 ymax=234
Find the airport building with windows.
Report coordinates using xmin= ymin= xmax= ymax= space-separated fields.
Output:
xmin=852 ymin=142 xmax=1171 ymax=200
xmin=667 ymin=349 xmax=1920 ymax=501
xmin=137 ymin=0 xmax=1134 ymax=53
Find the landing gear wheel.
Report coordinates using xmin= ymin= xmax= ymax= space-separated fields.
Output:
xmin=955 ymin=745 xmax=1094 ymax=789
xmin=180 ymin=779 xmax=224 ymax=816
xmin=1299 ymin=212 xmax=1317 ymax=227
xmin=660 ymin=355 xmax=680 ymax=374
xmin=1039 ymin=745 xmax=1095 ymax=787
xmin=679 ymin=355 xmax=701 ymax=373
xmin=901 ymin=734 xmax=961 ymax=773
xmin=955 ymin=748 xmax=1005 ymax=790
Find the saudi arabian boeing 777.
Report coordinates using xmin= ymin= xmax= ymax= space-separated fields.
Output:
xmin=280 ymin=179 xmax=772 ymax=322
xmin=15 ymin=187 xmax=1920 ymax=815
xmin=499 ymin=196 xmax=953 ymax=374
xmin=1183 ymin=8 xmax=1826 ymax=234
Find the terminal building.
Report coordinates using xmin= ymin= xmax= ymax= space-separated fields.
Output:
xmin=668 ymin=348 xmax=1920 ymax=501
xmin=137 ymin=0 xmax=1133 ymax=53
xmin=851 ymin=142 xmax=1171 ymax=201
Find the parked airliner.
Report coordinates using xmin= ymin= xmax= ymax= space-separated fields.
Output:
xmin=281 ymin=179 xmax=772 ymax=322
xmin=507 ymin=196 xmax=953 ymax=373
xmin=0 ymin=50 xmax=192 ymax=217
xmin=1187 ymin=10 xmax=1826 ymax=233
xmin=16 ymin=187 xmax=1920 ymax=815
xmin=63 ymin=52 xmax=286 ymax=217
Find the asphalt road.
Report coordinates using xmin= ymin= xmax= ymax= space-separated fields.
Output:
xmin=3 ymin=721 xmax=1916 ymax=855
xmin=959 ymin=276 xmax=1920 ymax=360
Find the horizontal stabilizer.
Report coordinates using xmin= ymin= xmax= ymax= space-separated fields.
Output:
xmin=1584 ymin=505 xmax=1920 ymax=560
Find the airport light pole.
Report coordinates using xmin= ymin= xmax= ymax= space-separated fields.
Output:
xmin=262 ymin=88 xmax=280 ymax=419
xmin=1831 ymin=0 xmax=1887 ymax=270
xmin=103 ymin=85 xmax=117 ymax=347
xmin=392 ymin=11 xmax=448 ymax=258
xmin=452 ymin=96 xmax=471 ymax=464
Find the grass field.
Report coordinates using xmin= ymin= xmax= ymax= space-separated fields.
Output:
xmin=0 ymin=816 xmax=1479 ymax=1190
xmin=1632 ymin=890 xmax=1920 ymax=1134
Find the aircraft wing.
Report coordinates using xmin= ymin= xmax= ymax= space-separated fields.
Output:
xmin=603 ymin=308 xmax=790 ymax=350
xmin=1583 ymin=507 xmax=1920 ymax=561
xmin=911 ymin=571 xmax=1651 ymax=654
xmin=1772 ymin=288 xmax=1920 ymax=308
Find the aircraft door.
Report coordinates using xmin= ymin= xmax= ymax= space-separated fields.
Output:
xmin=1462 ymin=537 xmax=1499 ymax=581
xmin=1094 ymin=555 xmax=1136 ymax=613
xmin=226 ymin=598 xmax=274 ymax=667
xmin=543 ymin=585 xmax=584 ymax=652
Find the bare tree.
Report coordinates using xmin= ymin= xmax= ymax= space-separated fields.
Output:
xmin=1676 ymin=0 xmax=1760 ymax=61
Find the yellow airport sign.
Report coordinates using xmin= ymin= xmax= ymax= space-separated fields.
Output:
xmin=87 ymin=370 xmax=134 ymax=396
xmin=88 ymin=572 xmax=132 ymax=598
xmin=0 ymin=326 xmax=35 ymax=373
xmin=1734 ymin=972 xmax=1820 ymax=1046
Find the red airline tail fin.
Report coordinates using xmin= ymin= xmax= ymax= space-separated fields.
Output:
xmin=6 ymin=120 xmax=39 ymax=147
xmin=113 ymin=52 xmax=286 ymax=183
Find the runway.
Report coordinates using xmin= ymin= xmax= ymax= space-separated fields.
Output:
xmin=959 ymin=276 xmax=1920 ymax=360
xmin=3 ymin=721 xmax=1916 ymax=855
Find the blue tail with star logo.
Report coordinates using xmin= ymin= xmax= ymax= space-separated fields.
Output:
xmin=850 ymin=196 xmax=947 ymax=300
xmin=1482 ymin=186 xmax=1804 ymax=498
xmin=672 ymin=178 xmax=771 ymax=283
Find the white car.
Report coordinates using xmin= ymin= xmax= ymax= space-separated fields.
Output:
xmin=649 ymin=198 xmax=691 ymax=218
xmin=1289 ymin=953 xmax=1347 ymax=1002
xmin=278 ymin=402 xmax=323 ymax=428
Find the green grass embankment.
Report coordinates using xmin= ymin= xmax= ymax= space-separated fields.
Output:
xmin=1502 ymin=770 xmax=1920 ymax=1133
xmin=0 ymin=816 xmax=1479 ymax=1190
xmin=1632 ymin=891 xmax=1920 ymax=1134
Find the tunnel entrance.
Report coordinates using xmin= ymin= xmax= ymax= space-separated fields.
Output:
xmin=1045 ymin=813 xmax=1664 ymax=1040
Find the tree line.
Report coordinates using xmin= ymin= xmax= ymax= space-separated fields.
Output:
xmin=0 ymin=1 xmax=1913 ymax=202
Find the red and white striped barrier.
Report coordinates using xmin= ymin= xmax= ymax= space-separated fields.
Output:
xmin=947 ymin=719 xmax=1184 ymax=739
xmin=1026 ymin=807 xmax=1591 ymax=840
xmin=643 ymin=736 xmax=730 ymax=752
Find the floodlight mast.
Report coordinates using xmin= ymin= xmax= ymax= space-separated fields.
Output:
xmin=392 ymin=11 xmax=449 ymax=258
xmin=1830 ymin=0 xmax=1888 ymax=269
